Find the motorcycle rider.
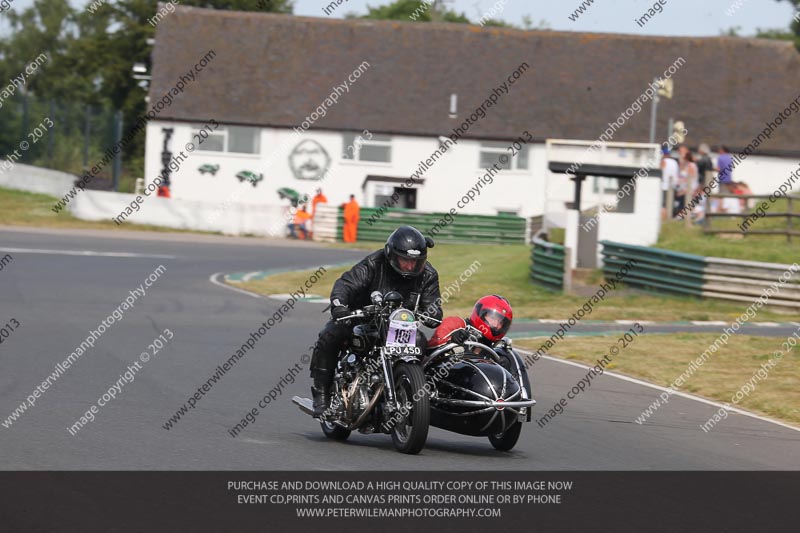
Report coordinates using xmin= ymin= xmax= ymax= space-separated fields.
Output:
xmin=309 ymin=226 xmax=443 ymax=417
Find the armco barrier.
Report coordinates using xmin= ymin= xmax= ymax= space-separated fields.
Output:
xmin=530 ymin=235 xmax=572 ymax=292
xmin=600 ymin=240 xmax=800 ymax=308
xmin=336 ymin=207 xmax=525 ymax=244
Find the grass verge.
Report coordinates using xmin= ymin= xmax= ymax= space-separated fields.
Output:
xmin=0 ymin=186 xmax=216 ymax=234
xmin=236 ymin=243 xmax=796 ymax=322
xmin=658 ymin=217 xmax=800 ymax=264
xmin=515 ymin=333 xmax=800 ymax=426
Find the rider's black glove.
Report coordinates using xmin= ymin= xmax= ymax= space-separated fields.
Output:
xmin=450 ymin=328 xmax=469 ymax=344
xmin=421 ymin=316 xmax=440 ymax=329
xmin=331 ymin=305 xmax=351 ymax=321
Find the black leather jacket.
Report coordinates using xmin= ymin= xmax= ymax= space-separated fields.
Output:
xmin=330 ymin=250 xmax=443 ymax=322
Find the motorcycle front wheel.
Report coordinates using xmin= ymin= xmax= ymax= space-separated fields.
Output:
xmin=488 ymin=421 xmax=522 ymax=451
xmin=389 ymin=363 xmax=430 ymax=455
xmin=320 ymin=418 xmax=351 ymax=441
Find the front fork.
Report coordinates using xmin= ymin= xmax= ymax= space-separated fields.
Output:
xmin=379 ymin=349 xmax=397 ymax=409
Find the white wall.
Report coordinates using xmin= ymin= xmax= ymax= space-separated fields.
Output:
xmin=597 ymin=177 xmax=663 ymax=247
xmin=0 ymin=163 xmax=75 ymax=197
xmin=144 ymin=121 xmax=549 ymax=218
xmin=725 ymin=154 xmax=800 ymax=195
xmin=143 ymin=122 xmax=800 ymax=234
xmin=70 ymin=190 xmax=287 ymax=236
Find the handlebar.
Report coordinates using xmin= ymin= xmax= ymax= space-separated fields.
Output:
xmin=334 ymin=309 xmax=366 ymax=323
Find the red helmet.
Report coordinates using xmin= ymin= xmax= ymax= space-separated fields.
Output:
xmin=469 ymin=295 xmax=513 ymax=342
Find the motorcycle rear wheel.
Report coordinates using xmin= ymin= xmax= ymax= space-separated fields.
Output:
xmin=389 ymin=363 xmax=430 ymax=455
xmin=488 ymin=421 xmax=522 ymax=451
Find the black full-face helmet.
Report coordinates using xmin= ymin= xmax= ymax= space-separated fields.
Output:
xmin=384 ymin=226 xmax=429 ymax=278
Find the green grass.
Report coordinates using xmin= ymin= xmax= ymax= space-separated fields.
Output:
xmin=237 ymin=242 xmax=797 ymax=322
xmin=0 ymin=186 xmax=216 ymax=234
xmin=516 ymin=333 xmax=800 ymax=426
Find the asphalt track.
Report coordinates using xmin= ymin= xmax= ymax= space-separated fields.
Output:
xmin=1 ymin=227 xmax=798 ymax=470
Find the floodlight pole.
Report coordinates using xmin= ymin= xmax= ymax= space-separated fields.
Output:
xmin=649 ymin=78 xmax=659 ymax=144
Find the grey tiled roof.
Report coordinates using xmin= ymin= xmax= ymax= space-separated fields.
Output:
xmin=150 ymin=6 xmax=800 ymax=156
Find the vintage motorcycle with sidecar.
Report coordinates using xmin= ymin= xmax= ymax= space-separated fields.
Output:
xmin=292 ymin=291 xmax=535 ymax=454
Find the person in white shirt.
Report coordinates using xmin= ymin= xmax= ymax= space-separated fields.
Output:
xmin=720 ymin=182 xmax=742 ymax=214
xmin=661 ymin=148 xmax=680 ymax=219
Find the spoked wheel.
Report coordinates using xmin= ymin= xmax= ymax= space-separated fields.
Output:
xmin=320 ymin=418 xmax=351 ymax=441
xmin=320 ymin=396 xmax=351 ymax=441
xmin=389 ymin=363 xmax=430 ymax=454
xmin=488 ymin=421 xmax=522 ymax=451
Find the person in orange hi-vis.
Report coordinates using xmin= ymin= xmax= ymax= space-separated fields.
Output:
xmin=288 ymin=205 xmax=312 ymax=239
xmin=311 ymin=188 xmax=328 ymax=218
xmin=342 ymin=194 xmax=360 ymax=243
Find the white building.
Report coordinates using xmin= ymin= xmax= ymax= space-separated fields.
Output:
xmin=144 ymin=7 xmax=800 ymax=249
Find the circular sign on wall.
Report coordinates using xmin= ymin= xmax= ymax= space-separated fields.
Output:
xmin=289 ymin=139 xmax=331 ymax=180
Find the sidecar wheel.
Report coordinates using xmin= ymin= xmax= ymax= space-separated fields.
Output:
xmin=321 ymin=419 xmax=351 ymax=441
xmin=488 ymin=421 xmax=522 ymax=451
xmin=389 ymin=363 xmax=430 ymax=455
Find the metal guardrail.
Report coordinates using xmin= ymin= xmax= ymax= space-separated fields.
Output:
xmin=530 ymin=235 xmax=571 ymax=292
xmin=336 ymin=207 xmax=526 ymax=245
xmin=600 ymin=240 xmax=800 ymax=308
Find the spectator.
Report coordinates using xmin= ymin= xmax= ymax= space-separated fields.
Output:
xmin=676 ymin=150 xmax=698 ymax=218
xmin=661 ymin=147 xmax=679 ymax=219
xmin=311 ymin=188 xmax=328 ymax=218
xmin=719 ymin=182 xmax=742 ymax=215
xmin=288 ymin=205 xmax=312 ymax=239
xmin=732 ymin=181 xmax=753 ymax=211
xmin=696 ymin=143 xmax=714 ymax=186
xmin=343 ymin=194 xmax=360 ymax=243
xmin=716 ymin=145 xmax=734 ymax=184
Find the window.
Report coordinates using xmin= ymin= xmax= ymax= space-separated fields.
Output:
xmin=592 ymin=177 xmax=618 ymax=194
xmin=192 ymin=124 xmax=260 ymax=154
xmin=479 ymin=141 xmax=528 ymax=170
xmin=342 ymin=133 xmax=391 ymax=162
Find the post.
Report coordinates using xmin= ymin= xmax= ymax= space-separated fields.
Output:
xmin=112 ymin=110 xmax=123 ymax=191
xmin=788 ymin=197 xmax=793 ymax=243
xmin=666 ymin=187 xmax=674 ymax=220
xmin=571 ymin=173 xmax=584 ymax=212
xmin=21 ymin=92 xmax=29 ymax=162
xmin=83 ymin=105 xmax=91 ymax=173
xmin=649 ymin=81 xmax=659 ymax=144
xmin=47 ymin=99 xmax=55 ymax=166
xmin=563 ymin=246 xmax=573 ymax=294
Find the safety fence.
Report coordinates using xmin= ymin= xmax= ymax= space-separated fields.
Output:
xmin=312 ymin=206 xmax=526 ymax=244
xmin=600 ymin=240 xmax=800 ymax=308
xmin=530 ymin=235 xmax=572 ymax=292
xmin=703 ymin=193 xmax=800 ymax=242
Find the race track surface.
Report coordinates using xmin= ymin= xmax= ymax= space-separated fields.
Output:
xmin=1 ymin=227 xmax=798 ymax=470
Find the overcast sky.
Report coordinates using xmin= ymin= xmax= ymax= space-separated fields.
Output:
xmin=293 ymin=0 xmax=797 ymax=36
xmin=0 ymin=0 xmax=796 ymax=37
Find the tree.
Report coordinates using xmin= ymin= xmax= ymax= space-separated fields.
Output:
xmin=776 ymin=0 xmax=800 ymax=48
xmin=0 ymin=0 xmax=294 ymax=185
xmin=353 ymin=0 xmax=470 ymax=23
xmin=352 ymin=0 xmax=550 ymax=30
